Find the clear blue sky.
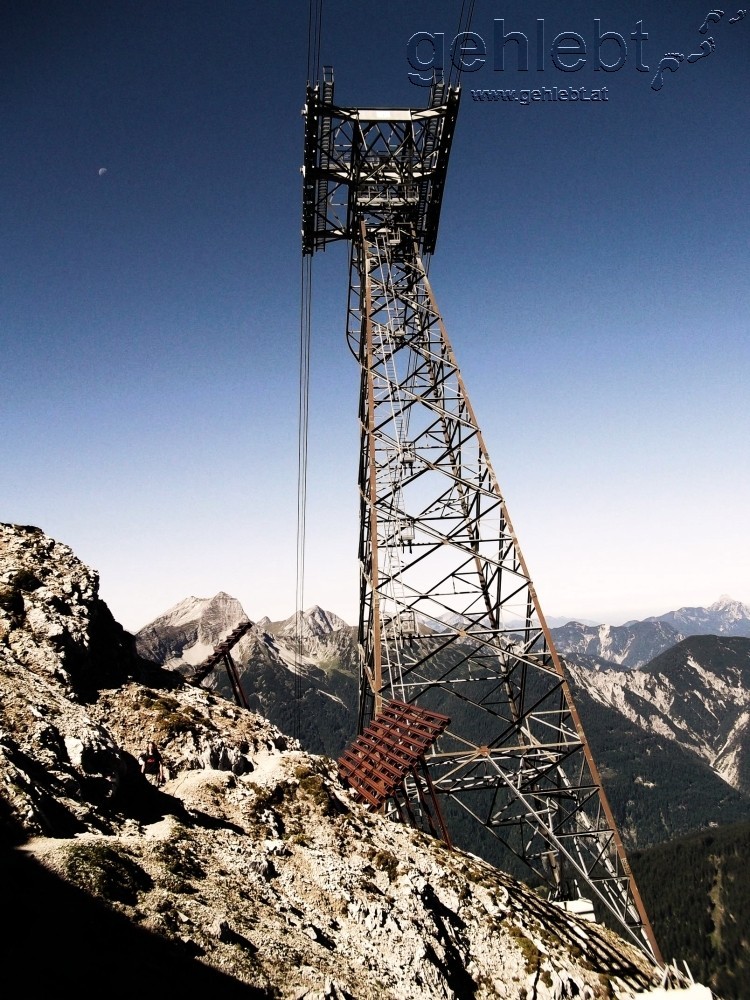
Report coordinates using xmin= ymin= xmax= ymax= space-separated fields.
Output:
xmin=2 ymin=1 xmax=748 ymax=632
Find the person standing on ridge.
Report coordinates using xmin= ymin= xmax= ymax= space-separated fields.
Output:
xmin=139 ymin=740 xmax=166 ymax=785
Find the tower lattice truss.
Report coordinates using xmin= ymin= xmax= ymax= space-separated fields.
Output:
xmin=302 ymin=70 xmax=661 ymax=966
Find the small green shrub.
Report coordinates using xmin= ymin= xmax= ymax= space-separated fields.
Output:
xmin=61 ymin=842 xmax=151 ymax=905
xmin=298 ymin=774 xmax=330 ymax=812
xmin=506 ymin=923 xmax=541 ymax=971
xmin=372 ymin=849 xmax=399 ymax=881
xmin=248 ymin=782 xmax=284 ymax=812
xmin=151 ymin=836 xmax=204 ymax=881
xmin=134 ymin=692 xmax=202 ymax=739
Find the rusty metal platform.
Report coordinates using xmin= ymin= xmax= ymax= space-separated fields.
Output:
xmin=338 ymin=700 xmax=452 ymax=844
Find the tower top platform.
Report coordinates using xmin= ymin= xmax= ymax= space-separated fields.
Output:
xmin=301 ymin=69 xmax=460 ymax=256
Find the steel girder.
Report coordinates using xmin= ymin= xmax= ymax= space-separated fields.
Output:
xmin=301 ymin=72 xmax=661 ymax=967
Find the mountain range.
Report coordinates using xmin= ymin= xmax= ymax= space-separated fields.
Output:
xmin=642 ymin=595 xmax=750 ymax=637
xmin=549 ymin=596 xmax=750 ymax=669
xmin=567 ymin=636 xmax=750 ymax=795
xmin=136 ymin=592 xmax=359 ymax=757
xmin=134 ymin=593 xmax=750 ymax=852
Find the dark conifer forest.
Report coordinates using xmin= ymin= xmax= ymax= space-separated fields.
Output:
xmin=631 ymin=821 xmax=750 ymax=1000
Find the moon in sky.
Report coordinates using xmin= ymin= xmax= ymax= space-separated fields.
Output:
xmin=98 ymin=167 xmax=107 ymax=176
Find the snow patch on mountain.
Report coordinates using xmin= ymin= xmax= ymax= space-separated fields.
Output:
xmin=178 ymin=639 xmax=215 ymax=666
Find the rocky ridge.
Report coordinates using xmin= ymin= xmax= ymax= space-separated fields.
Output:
xmin=0 ymin=522 xmax=671 ymax=998
xmin=550 ymin=621 xmax=684 ymax=671
xmin=644 ymin=596 xmax=750 ymax=638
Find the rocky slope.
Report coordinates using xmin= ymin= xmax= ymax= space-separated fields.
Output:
xmin=550 ymin=621 xmax=684 ymax=671
xmin=0 ymin=522 xmax=672 ymax=999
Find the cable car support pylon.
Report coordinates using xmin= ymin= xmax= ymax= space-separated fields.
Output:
xmin=301 ymin=68 xmax=662 ymax=968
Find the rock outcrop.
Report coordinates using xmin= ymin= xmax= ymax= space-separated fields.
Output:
xmin=0 ymin=522 xmax=670 ymax=998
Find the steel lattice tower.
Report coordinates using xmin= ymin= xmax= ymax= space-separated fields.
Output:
xmin=302 ymin=70 xmax=662 ymax=966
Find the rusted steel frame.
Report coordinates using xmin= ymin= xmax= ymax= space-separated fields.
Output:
xmin=400 ymin=714 xmax=449 ymax=734
xmin=339 ymin=762 xmax=396 ymax=807
xmin=352 ymin=729 xmax=421 ymax=766
xmin=447 ymin=750 xmax=655 ymax=957
xmin=366 ymin=720 xmax=433 ymax=755
xmin=347 ymin=773 xmax=397 ymax=801
xmin=339 ymin=748 xmax=404 ymax=789
xmin=415 ymin=264 xmax=662 ymax=966
xmin=391 ymin=789 xmax=414 ymax=827
xmin=343 ymin=774 xmax=392 ymax=807
xmin=340 ymin=747 xmax=415 ymax=797
xmin=408 ymin=762 xmax=452 ymax=847
xmin=188 ymin=619 xmax=254 ymax=684
xmin=338 ymin=701 xmax=452 ymax=825
xmin=380 ymin=715 xmax=449 ymax=741
xmin=371 ymin=718 xmax=446 ymax=749
xmin=383 ymin=699 xmax=450 ymax=729
xmin=414 ymin=758 xmax=453 ymax=848
xmin=339 ymin=750 xmax=398 ymax=793
xmin=410 ymin=769 xmax=441 ymax=841
xmin=360 ymin=703 xmax=449 ymax=750
xmin=366 ymin=727 xmax=430 ymax=757
xmin=339 ymin=747 xmax=401 ymax=781
xmin=413 ymin=285 xmax=516 ymax=697
xmin=223 ymin=652 xmax=250 ymax=711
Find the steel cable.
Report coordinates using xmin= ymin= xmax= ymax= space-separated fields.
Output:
xmin=295 ymin=0 xmax=323 ymax=740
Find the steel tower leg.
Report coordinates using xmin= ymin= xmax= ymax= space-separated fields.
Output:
xmin=348 ymin=220 xmax=662 ymax=965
